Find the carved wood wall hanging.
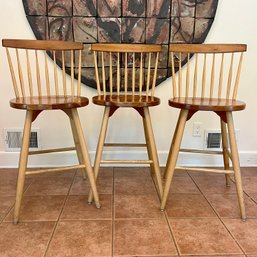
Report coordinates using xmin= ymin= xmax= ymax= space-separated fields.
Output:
xmin=23 ymin=0 xmax=218 ymax=90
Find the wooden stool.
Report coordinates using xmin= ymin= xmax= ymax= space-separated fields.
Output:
xmin=2 ymin=39 xmax=100 ymax=223
xmin=162 ymin=44 xmax=247 ymax=220
xmin=88 ymin=43 xmax=164 ymax=203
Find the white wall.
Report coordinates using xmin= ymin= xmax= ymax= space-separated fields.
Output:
xmin=0 ymin=0 xmax=257 ymax=167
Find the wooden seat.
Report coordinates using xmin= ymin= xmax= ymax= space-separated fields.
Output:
xmin=10 ymin=96 xmax=89 ymax=110
xmin=92 ymin=95 xmax=160 ymax=107
xmin=169 ymin=97 xmax=246 ymax=112
xmin=162 ymin=44 xmax=247 ymax=220
xmin=88 ymin=43 xmax=163 ymax=203
xmin=2 ymin=39 xmax=100 ymax=224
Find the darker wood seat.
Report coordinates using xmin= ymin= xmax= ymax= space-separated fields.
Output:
xmin=92 ymin=95 xmax=160 ymax=107
xmin=169 ymin=97 xmax=246 ymax=112
xmin=10 ymin=96 xmax=89 ymax=110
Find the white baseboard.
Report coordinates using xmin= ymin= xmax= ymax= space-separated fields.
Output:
xmin=1 ymin=150 xmax=257 ymax=168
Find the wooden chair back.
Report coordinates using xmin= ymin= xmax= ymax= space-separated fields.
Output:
xmin=91 ymin=44 xmax=161 ymax=97
xmin=2 ymin=39 xmax=84 ymax=98
xmin=169 ymin=44 xmax=247 ymax=100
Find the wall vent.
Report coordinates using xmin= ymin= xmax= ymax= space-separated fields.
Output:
xmin=4 ymin=129 xmax=41 ymax=152
xmin=204 ymin=129 xmax=239 ymax=150
xmin=204 ymin=130 xmax=222 ymax=150
xmin=207 ymin=132 xmax=222 ymax=148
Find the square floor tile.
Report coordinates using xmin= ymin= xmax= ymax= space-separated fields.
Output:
xmin=114 ymin=219 xmax=177 ymax=256
xmin=114 ymin=194 xmax=164 ymax=219
xmin=70 ymin=173 xmax=113 ymax=195
xmin=0 ymin=176 xmax=32 ymax=197
xmin=241 ymin=176 xmax=257 ymax=194
xmin=5 ymin=195 xmax=65 ymax=222
xmin=190 ymin=174 xmax=238 ymax=194
xmin=241 ymin=167 xmax=257 ymax=177
xmin=61 ymin=194 xmax=112 ymax=220
xmin=169 ymin=218 xmax=242 ymax=255
xmin=114 ymin=171 xmax=156 ymax=195
xmin=206 ymin=194 xmax=257 ymax=218
xmin=0 ymin=196 xmax=15 ymax=221
xmin=46 ymin=220 xmax=112 ymax=257
xmin=25 ymin=176 xmax=74 ymax=196
xmin=168 ymin=176 xmax=201 ymax=194
xmin=165 ymin=194 xmax=216 ymax=218
xmin=223 ymin=219 xmax=257 ymax=254
xmin=0 ymin=222 xmax=54 ymax=257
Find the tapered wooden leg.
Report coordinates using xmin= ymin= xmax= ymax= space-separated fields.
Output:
xmin=70 ymin=109 xmax=100 ymax=208
xmin=161 ymin=109 xmax=188 ymax=210
xmin=143 ymin=107 xmax=163 ymax=199
xmin=220 ymin=118 xmax=230 ymax=186
xmin=14 ymin=110 xmax=33 ymax=224
xmin=163 ymin=111 xmax=183 ymax=179
xmin=69 ymin=112 xmax=87 ymax=179
xmin=143 ymin=116 xmax=155 ymax=177
xmin=226 ymin=112 xmax=246 ymax=220
xmin=88 ymin=106 xmax=110 ymax=204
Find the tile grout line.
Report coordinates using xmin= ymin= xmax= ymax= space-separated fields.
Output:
xmin=43 ymin=170 xmax=77 ymax=257
xmin=164 ymin=211 xmax=182 ymax=256
xmin=187 ymin=171 xmax=247 ymax=255
xmin=150 ymin=167 xmax=181 ymax=256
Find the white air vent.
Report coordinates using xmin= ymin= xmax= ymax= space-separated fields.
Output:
xmin=204 ymin=129 xmax=239 ymax=150
xmin=204 ymin=130 xmax=222 ymax=150
xmin=207 ymin=133 xmax=221 ymax=148
xmin=4 ymin=129 xmax=41 ymax=152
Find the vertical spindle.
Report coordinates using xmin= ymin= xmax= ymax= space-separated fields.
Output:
xmin=26 ymin=50 xmax=33 ymax=97
xmin=201 ymin=53 xmax=206 ymax=98
xmin=44 ymin=51 xmax=50 ymax=96
xmin=226 ymin=53 xmax=234 ymax=99
xmin=6 ymin=48 xmax=19 ymax=97
xmin=16 ymin=49 xmax=25 ymax=97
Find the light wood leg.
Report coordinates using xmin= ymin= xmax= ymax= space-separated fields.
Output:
xmin=14 ymin=110 xmax=33 ymax=224
xmin=143 ymin=107 xmax=163 ymax=199
xmin=68 ymin=111 xmax=87 ymax=179
xmin=161 ymin=109 xmax=188 ymax=210
xmin=163 ymin=111 xmax=182 ymax=179
xmin=226 ymin=112 xmax=246 ymax=220
xmin=70 ymin=109 xmax=100 ymax=208
xmin=143 ymin=116 xmax=155 ymax=177
xmin=88 ymin=106 xmax=110 ymax=204
xmin=220 ymin=118 xmax=230 ymax=186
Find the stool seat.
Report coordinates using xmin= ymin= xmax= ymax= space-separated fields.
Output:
xmin=169 ymin=97 xmax=246 ymax=112
xmin=93 ymin=95 xmax=160 ymax=108
xmin=10 ymin=96 xmax=89 ymax=110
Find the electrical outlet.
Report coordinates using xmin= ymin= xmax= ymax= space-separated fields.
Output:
xmin=193 ymin=122 xmax=202 ymax=137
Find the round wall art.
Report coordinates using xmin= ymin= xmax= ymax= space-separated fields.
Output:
xmin=23 ymin=0 xmax=219 ymax=90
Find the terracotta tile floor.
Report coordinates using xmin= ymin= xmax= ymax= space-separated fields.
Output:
xmin=0 ymin=167 xmax=257 ymax=257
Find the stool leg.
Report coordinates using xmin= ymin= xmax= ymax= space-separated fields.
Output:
xmin=88 ymin=106 xmax=110 ymax=204
xmin=163 ymin=112 xmax=181 ymax=179
xmin=161 ymin=109 xmax=188 ymax=210
xmin=70 ymin=109 xmax=101 ymax=208
xmin=226 ymin=112 xmax=246 ymax=220
xmin=14 ymin=110 xmax=33 ymax=224
xmin=69 ymin=115 xmax=87 ymax=179
xmin=220 ymin=118 xmax=230 ymax=186
xmin=143 ymin=107 xmax=163 ymax=199
xmin=143 ymin=116 xmax=154 ymax=177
